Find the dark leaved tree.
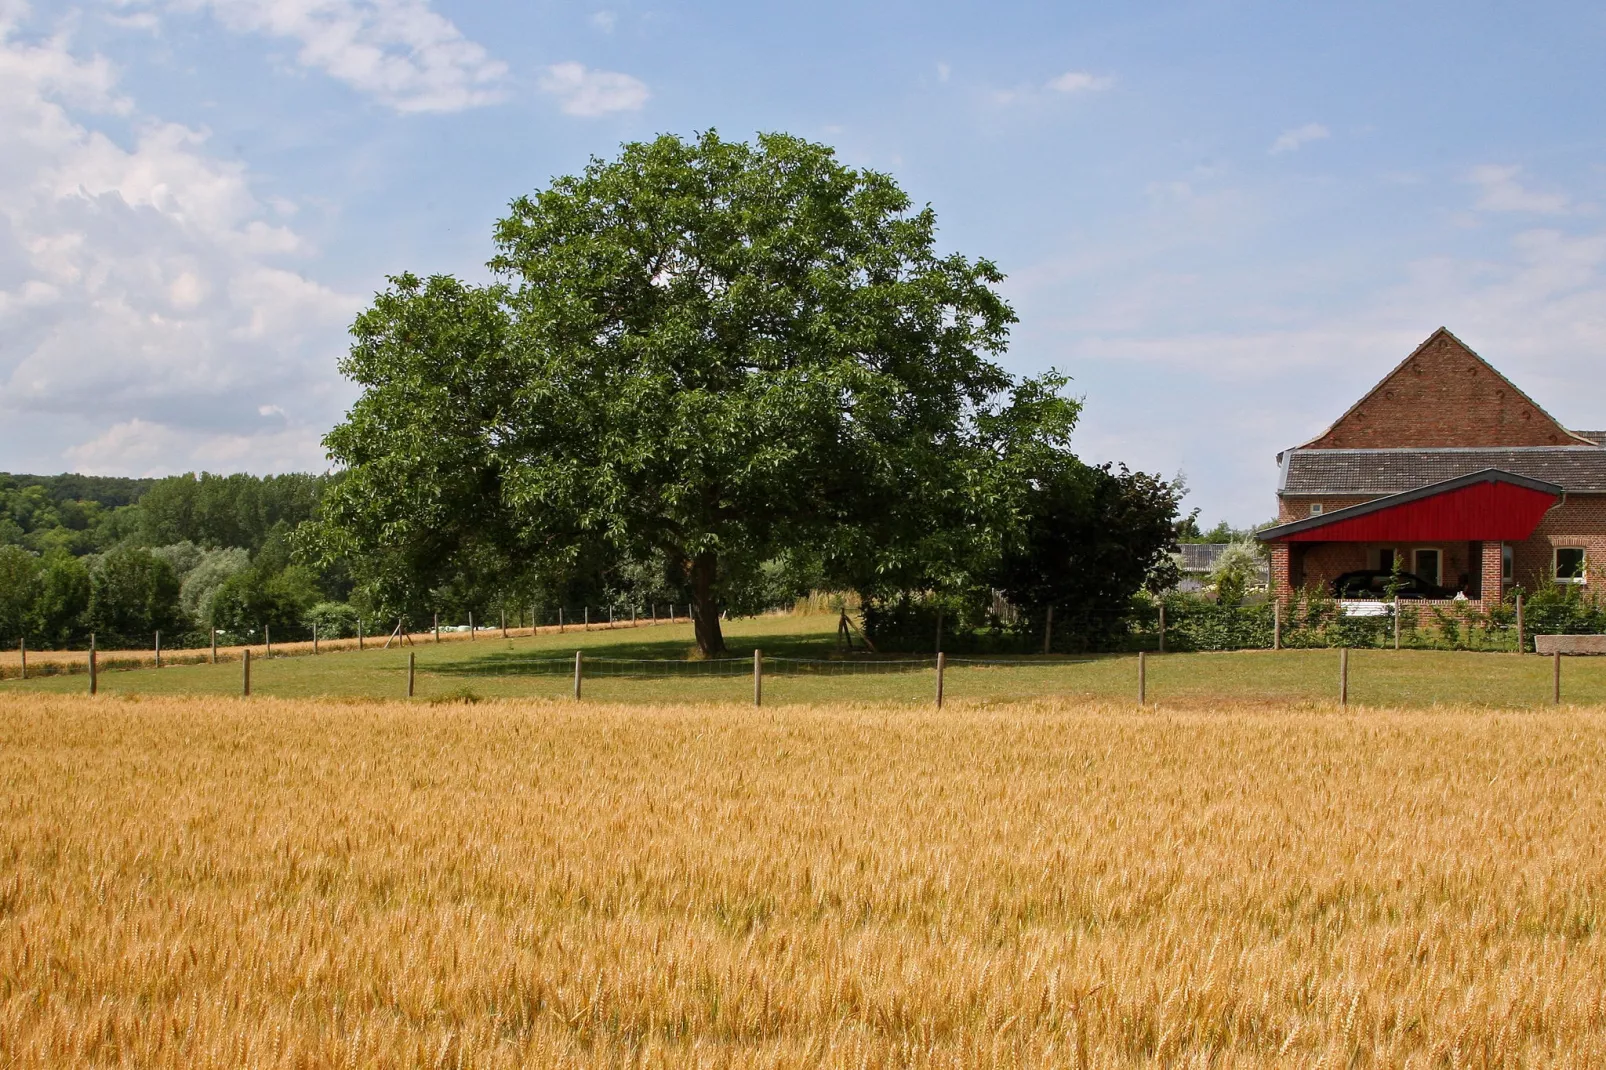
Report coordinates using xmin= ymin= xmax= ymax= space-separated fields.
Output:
xmin=311 ymin=132 xmax=1072 ymax=655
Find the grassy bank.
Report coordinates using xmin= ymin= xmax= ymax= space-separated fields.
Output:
xmin=3 ymin=612 xmax=1605 ymax=707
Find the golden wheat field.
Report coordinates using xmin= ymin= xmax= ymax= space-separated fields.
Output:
xmin=2 ymin=693 xmax=1604 ymax=1068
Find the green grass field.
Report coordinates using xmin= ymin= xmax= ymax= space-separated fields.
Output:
xmin=3 ymin=611 xmax=1603 ymax=707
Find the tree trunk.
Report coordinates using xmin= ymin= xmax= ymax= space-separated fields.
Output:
xmin=690 ymin=551 xmax=726 ymax=656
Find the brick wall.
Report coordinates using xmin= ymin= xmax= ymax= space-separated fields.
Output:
xmin=1303 ymin=330 xmax=1582 ymax=449
xmin=1277 ymin=496 xmax=1376 ymax=523
xmin=1271 ymin=495 xmax=1606 ymax=602
xmin=1514 ymin=494 xmax=1606 ymax=595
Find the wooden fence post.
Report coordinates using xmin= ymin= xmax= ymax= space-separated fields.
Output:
xmin=1042 ymin=606 xmax=1054 ymax=655
xmin=573 ymin=651 xmax=583 ymax=701
xmin=935 ymin=651 xmax=946 ymax=709
xmin=1157 ymin=604 xmax=1166 ymax=654
xmin=210 ymin=627 xmax=217 ymax=664
xmin=1138 ymin=650 xmax=1146 ymax=706
xmin=408 ymin=652 xmax=416 ymax=698
xmin=501 ymin=609 xmax=507 ymax=639
xmin=469 ymin=611 xmax=475 ymax=640
xmin=1273 ymin=600 xmax=1282 ymax=651
xmin=559 ymin=607 xmax=565 ymax=633
xmin=1516 ymin=594 xmax=1525 ymax=654
xmin=242 ymin=648 xmax=250 ymax=697
xmin=265 ymin=625 xmax=272 ymax=659
xmin=434 ymin=613 xmax=440 ymax=643
xmin=585 ymin=607 xmax=590 ymax=631
xmin=609 ymin=606 xmax=615 ymax=628
xmin=1339 ymin=648 xmax=1349 ymax=707
xmin=18 ymin=638 xmax=25 ymax=681
xmin=1554 ymin=651 xmax=1562 ymax=705
xmin=1393 ymin=601 xmax=1401 ymax=650
xmin=88 ymin=634 xmax=97 ymax=695
xmin=753 ymin=649 xmax=763 ymax=707
xmin=155 ymin=631 xmax=162 ymax=669
xmin=313 ymin=623 xmax=319 ymax=655
xmin=358 ymin=619 xmax=364 ymax=651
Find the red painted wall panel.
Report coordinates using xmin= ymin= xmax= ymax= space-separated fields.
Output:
xmin=1275 ymin=481 xmax=1558 ymax=542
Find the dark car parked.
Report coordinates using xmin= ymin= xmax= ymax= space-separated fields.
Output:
xmin=1331 ymin=570 xmax=1459 ymax=600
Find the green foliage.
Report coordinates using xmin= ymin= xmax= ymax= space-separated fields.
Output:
xmin=29 ymin=554 xmax=91 ymax=647
xmin=1517 ymin=582 xmax=1606 ymax=649
xmin=86 ymin=547 xmax=186 ymax=648
xmin=304 ymin=601 xmax=361 ymax=639
xmin=981 ymin=463 xmax=1182 ymax=653
xmin=312 ymin=131 xmax=1054 ymax=655
xmin=210 ymin=565 xmax=324 ymax=639
xmin=135 ymin=472 xmax=325 ymax=553
xmin=1210 ymin=540 xmax=1264 ymax=608
xmin=0 ymin=476 xmax=140 ymax=556
xmin=178 ymin=547 xmax=253 ymax=626
xmin=0 ymin=546 xmax=41 ymax=645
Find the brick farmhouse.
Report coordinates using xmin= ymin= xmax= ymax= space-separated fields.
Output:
xmin=1257 ymin=328 xmax=1605 ymax=606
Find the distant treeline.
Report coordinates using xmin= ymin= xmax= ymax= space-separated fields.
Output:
xmin=0 ymin=472 xmax=347 ymax=650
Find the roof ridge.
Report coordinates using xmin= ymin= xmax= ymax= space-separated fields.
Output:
xmin=1286 ymin=444 xmax=1605 ymax=455
xmin=1296 ymin=327 xmax=1596 ymax=449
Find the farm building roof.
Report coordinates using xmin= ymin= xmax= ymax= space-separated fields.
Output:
xmin=1278 ymin=446 xmax=1606 ymax=497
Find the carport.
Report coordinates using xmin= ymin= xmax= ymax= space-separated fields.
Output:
xmin=1258 ymin=469 xmax=1563 ymax=605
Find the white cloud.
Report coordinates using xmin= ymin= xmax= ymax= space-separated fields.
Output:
xmin=1269 ymin=123 xmax=1329 ymax=154
xmin=1468 ymin=164 xmax=1570 ymax=214
xmin=936 ymin=61 xmax=950 ymax=83
xmin=0 ymin=13 xmax=358 ymax=475
xmin=539 ymin=61 xmax=648 ymax=116
xmin=64 ymin=418 xmax=327 ymax=476
xmin=134 ymin=0 xmax=508 ymax=113
xmin=589 ymin=10 xmax=616 ymax=33
xmin=1045 ymin=70 xmax=1112 ymax=93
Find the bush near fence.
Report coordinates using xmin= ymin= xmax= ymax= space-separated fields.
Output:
xmin=861 ymin=584 xmax=1606 ymax=655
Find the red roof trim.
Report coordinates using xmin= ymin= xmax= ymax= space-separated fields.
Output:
xmin=1258 ymin=469 xmax=1562 ymax=543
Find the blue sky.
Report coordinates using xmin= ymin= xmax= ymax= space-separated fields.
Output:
xmin=2 ymin=0 xmax=1604 ymax=525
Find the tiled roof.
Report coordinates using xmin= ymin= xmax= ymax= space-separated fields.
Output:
xmin=1280 ymin=447 xmax=1606 ymax=496
xmin=1573 ymin=430 xmax=1606 ymax=446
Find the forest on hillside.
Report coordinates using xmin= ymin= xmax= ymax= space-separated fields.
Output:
xmin=0 ymin=470 xmax=798 ymax=651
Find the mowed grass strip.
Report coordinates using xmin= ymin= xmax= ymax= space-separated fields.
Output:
xmin=2 ymin=694 xmax=1605 ymax=1067
xmin=4 ymin=612 xmax=1606 ymax=708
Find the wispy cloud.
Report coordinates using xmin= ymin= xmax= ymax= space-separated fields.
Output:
xmin=141 ymin=0 xmax=509 ymax=113
xmin=539 ymin=61 xmax=648 ymax=116
xmin=1046 ymin=70 xmax=1113 ymax=93
xmin=1468 ymin=164 xmax=1570 ymax=214
xmin=589 ymin=10 xmax=616 ymax=33
xmin=991 ymin=69 xmax=1113 ymax=106
xmin=1269 ymin=123 xmax=1329 ymax=154
xmin=0 ymin=14 xmax=357 ymax=474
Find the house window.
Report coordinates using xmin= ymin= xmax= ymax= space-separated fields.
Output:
xmin=1502 ymin=543 xmax=1513 ymax=582
xmin=1414 ymin=548 xmax=1441 ymax=585
xmin=1309 ymin=503 xmax=1323 ymax=516
xmin=1556 ymin=547 xmax=1587 ymax=584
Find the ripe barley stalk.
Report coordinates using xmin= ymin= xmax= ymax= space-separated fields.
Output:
xmin=0 ymin=694 xmax=1604 ymax=1067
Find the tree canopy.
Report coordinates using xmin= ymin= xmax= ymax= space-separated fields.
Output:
xmin=314 ymin=131 xmax=1085 ymax=654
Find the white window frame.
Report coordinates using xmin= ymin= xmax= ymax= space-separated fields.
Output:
xmin=1413 ymin=548 xmax=1441 ymax=585
xmin=1309 ymin=502 xmax=1323 ymax=516
xmin=1555 ymin=546 xmax=1588 ymax=585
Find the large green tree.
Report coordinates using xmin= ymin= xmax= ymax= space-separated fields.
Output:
xmin=315 ymin=131 xmax=1076 ymax=654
